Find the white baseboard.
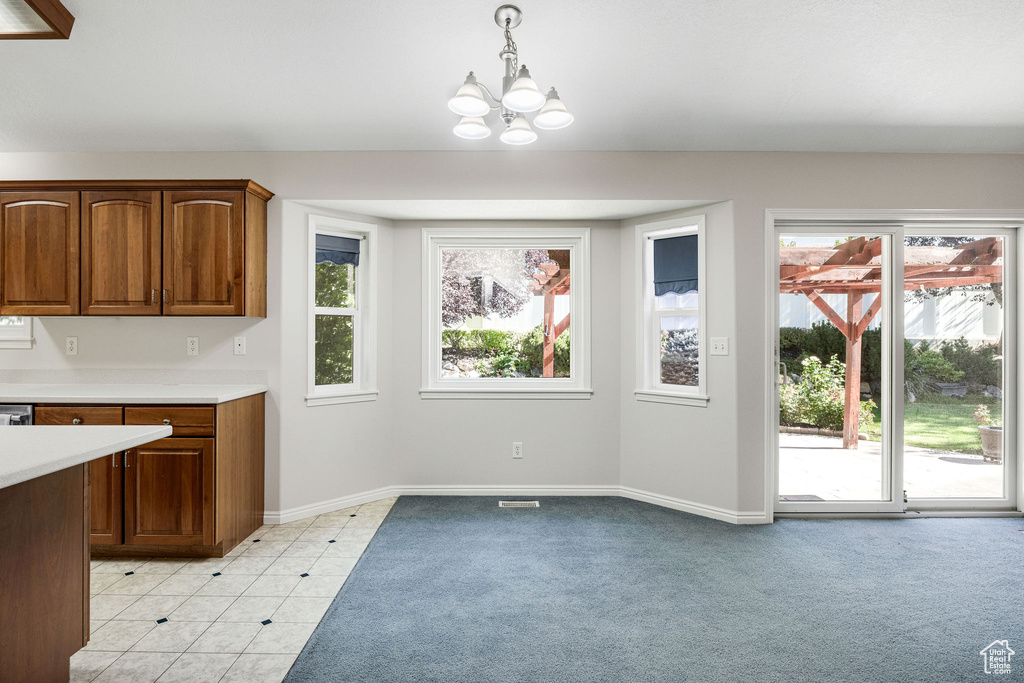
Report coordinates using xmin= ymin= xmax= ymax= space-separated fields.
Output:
xmin=263 ymin=486 xmax=395 ymax=525
xmin=620 ymin=486 xmax=771 ymax=525
xmin=392 ymin=484 xmax=622 ymax=497
xmin=265 ymin=484 xmax=769 ymax=526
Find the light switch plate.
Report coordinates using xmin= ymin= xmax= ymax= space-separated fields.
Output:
xmin=233 ymin=336 xmax=246 ymax=355
xmin=710 ymin=337 xmax=729 ymax=355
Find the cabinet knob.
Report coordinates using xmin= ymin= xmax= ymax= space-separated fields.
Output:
xmin=163 ymin=418 xmax=171 ymax=425
xmin=72 ymin=418 xmax=81 ymax=425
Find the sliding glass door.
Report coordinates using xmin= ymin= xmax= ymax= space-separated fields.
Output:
xmin=776 ymin=230 xmax=900 ymax=512
xmin=903 ymin=230 xmax=1015 ymax=508
xmin=774 ymin=221 xmax=1016 ymax=513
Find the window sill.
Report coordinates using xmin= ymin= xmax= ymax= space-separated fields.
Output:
xmin=420 ymin=387 xmax=593 ymax=400
xmin=634 ymin=390 xmax=709 ymax=407
xmin=305 ymin=390 xmax=378 ymax=406
xmin=0 ymin=339 xmax=33 ymax=349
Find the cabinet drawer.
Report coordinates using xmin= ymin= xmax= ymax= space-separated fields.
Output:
xmin=35 ymin=406 xmax=123 ymax=425
xmin=125 ymin=406 xmax=214 ymax=436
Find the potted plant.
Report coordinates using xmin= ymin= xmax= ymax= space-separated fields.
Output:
xmin=974 ymin=404 xmax=1002 ymax=463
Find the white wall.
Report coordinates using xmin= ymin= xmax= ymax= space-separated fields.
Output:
xmin=618 ymin=201 xmax=745 ymax=519
xmin=389 ymin=220 xmax=621 ymax=491
xmin=2 ymin=151 xmax=1022 ymax=522
xmin=275 ymin=202 xmax=396 ymax=519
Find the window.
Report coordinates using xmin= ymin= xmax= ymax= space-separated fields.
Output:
xmin=307 ymin=215 xmax=377 ymax=406
xmin=0 ymin=316 xmax=33 ymax=349
xmin=635 ymin=216 xmax=707 ymax=406
xmin=422 ymin=227 xmax=591 ymax=399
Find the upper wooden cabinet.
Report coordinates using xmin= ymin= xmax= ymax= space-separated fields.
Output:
xmin=82 ymin=190 xmax=162 ymax=315
xmin=0 ymin=180 xmax=272 ymax=317
xmin=163 ymin=191 xmax=245 ymax=315
xmin=0 ymin=191 xmax=80 ymax=315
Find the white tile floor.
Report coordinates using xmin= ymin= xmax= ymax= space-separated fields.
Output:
xmin=71 ymin=498 xmax=397 ymax=683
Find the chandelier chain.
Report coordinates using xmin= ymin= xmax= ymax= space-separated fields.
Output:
xmin=503 ymin=19 xmax=518 ymax=76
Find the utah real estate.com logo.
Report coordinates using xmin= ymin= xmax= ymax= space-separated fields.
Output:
xmin=980 ymin=640 xmax=1014 ymax=675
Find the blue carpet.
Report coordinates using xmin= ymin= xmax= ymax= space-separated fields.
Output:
xmin=285 ymin=496 xmax=1024 ymax=682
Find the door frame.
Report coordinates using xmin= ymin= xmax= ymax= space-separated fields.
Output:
xmin=765 ymin=210 xmax=1024 ymax=522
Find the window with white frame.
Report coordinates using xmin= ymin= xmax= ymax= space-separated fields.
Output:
xmin=0 ymin=316 xmax=33 ymax=349
xmin=635 ymin=216 xmax=707 ymax=406
xmin=307 ymin=215 xmax=377 ymax=406
xmin=421 ymin=227 xmax=591 ymax=399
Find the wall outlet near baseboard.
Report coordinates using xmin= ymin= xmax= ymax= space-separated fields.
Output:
xmin=65 ymin=336 xmax=78 ymax=356
xmin=187 ymin=336 xmax=199 ymax=356
xmin=710 ymin=337 xmax=729 ymax=355
xmin=233 ymin=336 xmax=246 ymax=355
xmin=512 ymin=442 xmax=523 ymax=459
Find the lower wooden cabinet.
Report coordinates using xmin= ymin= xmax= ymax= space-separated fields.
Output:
xmin=90 ymin=453 xmax=124 ymax=545
xmin=125 ymin=438 xmax=215 ymax=546
xmin=34 ymin=393 xmax=264 ymax=557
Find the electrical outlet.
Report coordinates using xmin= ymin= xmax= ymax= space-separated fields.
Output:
xmin=65 ymin=336 xmax=78 ymax=356
xmin=233 ymin=336 xmax=246 ymax=355
xmin=710 ymin=337 xmax=729 ymax=356
xmin=512 ymin=442 xmax=523 ymax=459
xmin=187 ymin=336 xmax=199 ymax=356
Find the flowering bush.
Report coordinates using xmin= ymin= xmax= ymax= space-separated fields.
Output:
xmin=780 ymin=356 xmax=877 ymax=432
xmin=974 ymin=404 xmax=999 ymax=427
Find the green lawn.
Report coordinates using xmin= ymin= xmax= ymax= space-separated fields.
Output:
xmin=862 ymin=396 xmax=1000 ymax=454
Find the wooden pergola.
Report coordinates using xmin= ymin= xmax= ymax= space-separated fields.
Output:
xmin=780 ymin=236 xmax=1002 ymax=448
xmin=529 ymin=254 xmax=570 ymax=377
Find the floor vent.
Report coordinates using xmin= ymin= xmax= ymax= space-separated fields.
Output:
xmin=499 ymin=501 xmax=540 ymax=508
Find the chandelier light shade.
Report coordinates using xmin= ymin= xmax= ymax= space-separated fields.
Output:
xmin=499 ymin=115 xmax=538 ymax=145
xmin=453 ymin=116 xmax=492 ymax=139
xmin=447 ymin=73 xmax=491 ymax=117
xmin=501 ymin=65 xmax=546 ymax=113
xmin=533 ymin=88 xmax=575 ymax=130
xmin=447 ymin=4 xmax=573 ymax=145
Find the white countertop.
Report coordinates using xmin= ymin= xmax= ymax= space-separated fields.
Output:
xmin=0 ymin=384 xmax=267 ymax=405
xmin=0 ymin=425 xmax=172 ymax=489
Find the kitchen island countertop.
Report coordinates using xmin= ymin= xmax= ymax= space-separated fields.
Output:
xmin=0 ymin=425 xmax=172 ymax=489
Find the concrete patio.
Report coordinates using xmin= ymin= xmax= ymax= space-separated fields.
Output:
xmin=779 ymin=433 xmax=1004 ymax=501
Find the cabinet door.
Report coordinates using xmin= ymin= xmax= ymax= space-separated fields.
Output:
xmin=87 ymin=454 xmax=125 ymax=545
xmin=163 ymin=191 xmax=244 ymax=315
xmin=125 ymin=438 xmax=215 ymax=546
xmin=35 ymin=406 xmax=125 ymax=545
xmin=81 ymin=191 xmax=162 ymax=315
xmin=0 ymin=191 xmax=80 ymax=315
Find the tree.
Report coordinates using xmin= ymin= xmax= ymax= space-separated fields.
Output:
xmin=441 ymin=249 xmax=549 ymax=328
xmin=314 ymin=262 xmax=354 ymax=385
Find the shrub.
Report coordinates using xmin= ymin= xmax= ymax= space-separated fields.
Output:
xmin=796 ymin=356 xmax=846 ymax=430
xmin=940 ymin=337 xmax=1001 ymax=387
xmin=801 ymin=322 xmax=846 ymax=366
xmin=779 ymin=327 xmax=807 ymax=362
xmin=520 ymin=324 xmax=570 ymax=377
xmin=905 ymin=340 xmax=963 ymax=396
xmin=779 ymin=383 xmax=802 ymax=426
xmin=779 ymin=355 xmax=878 ymax=432
xmin=441 ymin=329 xmax=516 ymax=355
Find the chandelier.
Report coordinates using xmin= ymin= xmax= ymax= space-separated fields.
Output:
xmin=447 ymin=4 xmax=574 ymax=145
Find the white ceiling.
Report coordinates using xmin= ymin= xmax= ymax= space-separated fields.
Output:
xmin=2 ymin=0 xmax=1023 ymax=153
xmin=300 ymin=199 xmax=713 ymax=221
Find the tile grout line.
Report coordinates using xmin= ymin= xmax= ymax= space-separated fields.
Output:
xmin=80 ymin=500 xmax=394 ymax=682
